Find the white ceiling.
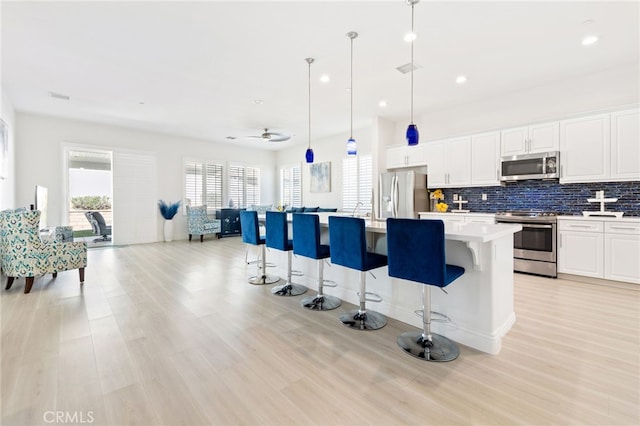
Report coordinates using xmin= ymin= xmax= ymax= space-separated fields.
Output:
xmin=2 ymin=1 xmax=638 ymax=151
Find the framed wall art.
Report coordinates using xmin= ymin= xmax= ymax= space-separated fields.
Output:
xmin=309 ymin=162 xmax=331 ymax=193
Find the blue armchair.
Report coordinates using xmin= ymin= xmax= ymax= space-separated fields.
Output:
xmin=187 ymin=205 xmax=221 ymax=242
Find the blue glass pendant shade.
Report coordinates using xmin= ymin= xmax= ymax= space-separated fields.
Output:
xmin=406 ymin=124 xmax=419 ymax=146
xmin=346 ymin=138 xmax=357 ymax=156
xmin=305 ymin=148 xmax=314 ymax=163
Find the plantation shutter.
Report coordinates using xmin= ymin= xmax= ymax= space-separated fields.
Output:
xmin=342 ymin=155 xmax=372 ymax=212
xmin=229 ymin=164 xmax=260 ymax=208
xmin=280 ymin=165 xmax=302 ymax=208
xmin=245 ymin=166 xmax=260 ymax=206
xmin=184 ymin=160 xmax=223 ymax=213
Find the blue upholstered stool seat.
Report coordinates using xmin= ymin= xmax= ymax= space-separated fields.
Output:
xmin=240 ymin=211 xmax=280 ymax=285
xmin=293 ymin=213 xmax=341 ymax=311
xmin=387 ymin=218 xmax=465 ymax=362
xmin=329 ymin=216 xmax=388 ymax=331
xmin=265 ymin=211 xmax=307 ymax=296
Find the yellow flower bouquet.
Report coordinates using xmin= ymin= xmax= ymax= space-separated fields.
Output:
xmin=431 ymin=189 xmax=444 ymax=200
xmin=436 ymin=202 xmax=449 ymax=212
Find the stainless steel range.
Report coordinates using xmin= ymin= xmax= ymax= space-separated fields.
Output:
xmin=495 ymin=211 xmax=557 ymax=278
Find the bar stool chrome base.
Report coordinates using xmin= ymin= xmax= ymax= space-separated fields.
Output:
xmin=301 ymin=294 xmax=341 ymax=311
xmin=271 ymin=283 xmax=307 ymax=296
xmin=397 ymin=331 xmax=459 ymax=362
xmin=340 ymin=310 xmax=387 ymax=330
xmin=248 ymin=274 xmax=280 ymax=285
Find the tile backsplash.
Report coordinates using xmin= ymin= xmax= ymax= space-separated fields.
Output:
xmin=432 ymin=180 xmax=640 ymax=216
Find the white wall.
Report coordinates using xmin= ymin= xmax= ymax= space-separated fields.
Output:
xmin=0 ymin=87 xmax=16 ymax=209
xmin=276 ymin=124 xmax=375 ymax=211
xmin=15 ymin=113 xmax=277 ymax=241
xmin=390 ymin=64 xmax=640 ymax=146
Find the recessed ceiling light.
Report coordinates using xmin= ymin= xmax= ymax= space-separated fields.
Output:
xmin=456 ymin=75 xmax=467 ymax=84
xmin=320 ymin=74 xmax=330 ymax=83
xmin=582 ymin=35 xmax=599 ymax=46
xmin=379 ymin=100 xmax=387 ymax=107
xmin=404 ymin=32 xmax=417 ymax=42
xmin=253 ymin=99 xmax=264 ymax=104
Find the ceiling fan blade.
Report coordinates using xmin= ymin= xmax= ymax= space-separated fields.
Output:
xmin=266 ymin=133 xmax=290 ymax=142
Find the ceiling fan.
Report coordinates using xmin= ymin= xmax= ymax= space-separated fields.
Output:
xmin=243 ymin=128 xmax=291 ymax=142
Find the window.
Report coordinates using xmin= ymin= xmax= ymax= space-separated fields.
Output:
xmin=229 ymin=164 xmax=260 ymax=208
xmin=342 ymin=154 xmax=373 ymax=213
xmin=184 ymin=160 xmax=223 ymax=212
xmin=280 ymin=165 xmax=302 ymax=208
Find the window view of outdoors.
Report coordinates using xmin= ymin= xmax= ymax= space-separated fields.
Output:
xmin=67 ymin=150 xmax=112 ymax=244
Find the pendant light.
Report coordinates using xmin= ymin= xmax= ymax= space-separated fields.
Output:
xmin=346 ymin=31 xmax=358 ymax=156
xmin=305 ymin=57 xmax=315 ymax=163
xmin=406 ymin=0 xmax=420 ymax=146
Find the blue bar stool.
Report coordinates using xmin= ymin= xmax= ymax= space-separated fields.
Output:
xmin=239 ymin=210 xmax=279 ymax=285
xmin=292 ymin=213 xmax=341 ymax=311
xmin=265 ymin=211 xmax=307 ymax=296
xmin=386 ymin=218 xmax=465 ymax=362
xmin=328 ymin=216 xmax=388 ymax=330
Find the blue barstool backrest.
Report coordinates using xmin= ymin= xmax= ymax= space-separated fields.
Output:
xmin=329 ymin=216 xmax=388 ymax=272
xmin=386 ymin=218 xmax=464 ymax=288
xmin=292 ymin=213 xmax=330 ymax=260
xmin=240 ymin=210 xmax=262 ymax=245
xmin=265 ymin=211 xmax=292 ymax=251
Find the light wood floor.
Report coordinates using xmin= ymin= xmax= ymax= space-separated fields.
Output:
xmin=2 ymin=238 xmax=639 ymax=426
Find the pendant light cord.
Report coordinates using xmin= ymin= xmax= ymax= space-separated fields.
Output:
xmin=410 ymin=2 xmax=415 ymax=125
xmin=307 ymin=58 xmax=312 ymax=150
xmin=350 ymin=35 xmax=354 ymax=139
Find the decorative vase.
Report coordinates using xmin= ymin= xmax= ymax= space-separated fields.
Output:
xmin=163 ymin=219 xmax=174 ymax=242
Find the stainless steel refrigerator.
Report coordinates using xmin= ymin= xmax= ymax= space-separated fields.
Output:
xmin=378 ymin=171 xmax=429 ymax=219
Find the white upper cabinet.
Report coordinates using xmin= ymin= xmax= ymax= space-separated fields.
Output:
xmin=386 ymin=144 xmax=427 ymax=169
xmin=610 ymin=108 xmax=640 ymax=180
xmin=425 ymin=141 xmax=446 ymax=186
xmin=560 ymin=113 xmax=610 ymax=183
xmin=426 ymin=136 xmax=471 ymax=188
xmin=500 ymin=121 xmax=559 ymax=156
xmin=471 ymin=131 xmax=501 ymax=186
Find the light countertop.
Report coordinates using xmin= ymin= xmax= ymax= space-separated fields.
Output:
xmin=312 ymin=212 xmax=521 ymax=243
xmin=557 ymin=215 xmax=640 ymax=223
xmin=418 ymin=211 xmax=496 ymax=218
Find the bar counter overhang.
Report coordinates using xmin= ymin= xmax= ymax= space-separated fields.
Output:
xmin=265 ymin=213 xmax=522 ymax=355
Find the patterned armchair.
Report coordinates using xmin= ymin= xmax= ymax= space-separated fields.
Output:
xmin=186 ymin=205 xmax=221 ymax=242
xmin=0 ymin=210 xmax=87 ymax=294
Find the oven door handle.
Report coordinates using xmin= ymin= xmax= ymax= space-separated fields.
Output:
xmin=520 ymin=223 xmax=554 ymax=229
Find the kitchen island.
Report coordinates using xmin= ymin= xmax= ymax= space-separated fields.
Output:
xmin=267 ymin=213 xmax=522 ymax=355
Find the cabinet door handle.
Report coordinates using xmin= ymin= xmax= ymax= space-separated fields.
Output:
xmin=568 ymin=224 xmax=595 ymax=229
xmin=559 ymin=234 xmax=562 ymax=248
xmin=610 ymin=226 xmax=637 ymax=231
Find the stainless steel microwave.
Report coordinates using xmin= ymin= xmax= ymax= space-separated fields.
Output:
xmin=500 ymin=151 xmax=559 ymax=182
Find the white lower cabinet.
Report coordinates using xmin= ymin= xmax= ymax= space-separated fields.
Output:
xmin=604 ymin=222 xmax=640 ymax=284
xmin=558 ymin=218 xmax=640 ymax=284
xmin=558 ymin=221 xmax=604 ymax=278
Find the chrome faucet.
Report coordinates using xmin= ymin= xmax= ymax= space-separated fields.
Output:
xmin=351 ymin=201 xmax=363 ymax=217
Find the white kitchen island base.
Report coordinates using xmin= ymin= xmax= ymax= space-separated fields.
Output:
xmin=264 ymin=214 xmax=521 ymax=355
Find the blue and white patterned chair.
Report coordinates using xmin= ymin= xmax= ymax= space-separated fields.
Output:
xmin=1 ymin=210 xmax=87 ymax=294
xmin=186 ymin=205 xmax=221 ymax=242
